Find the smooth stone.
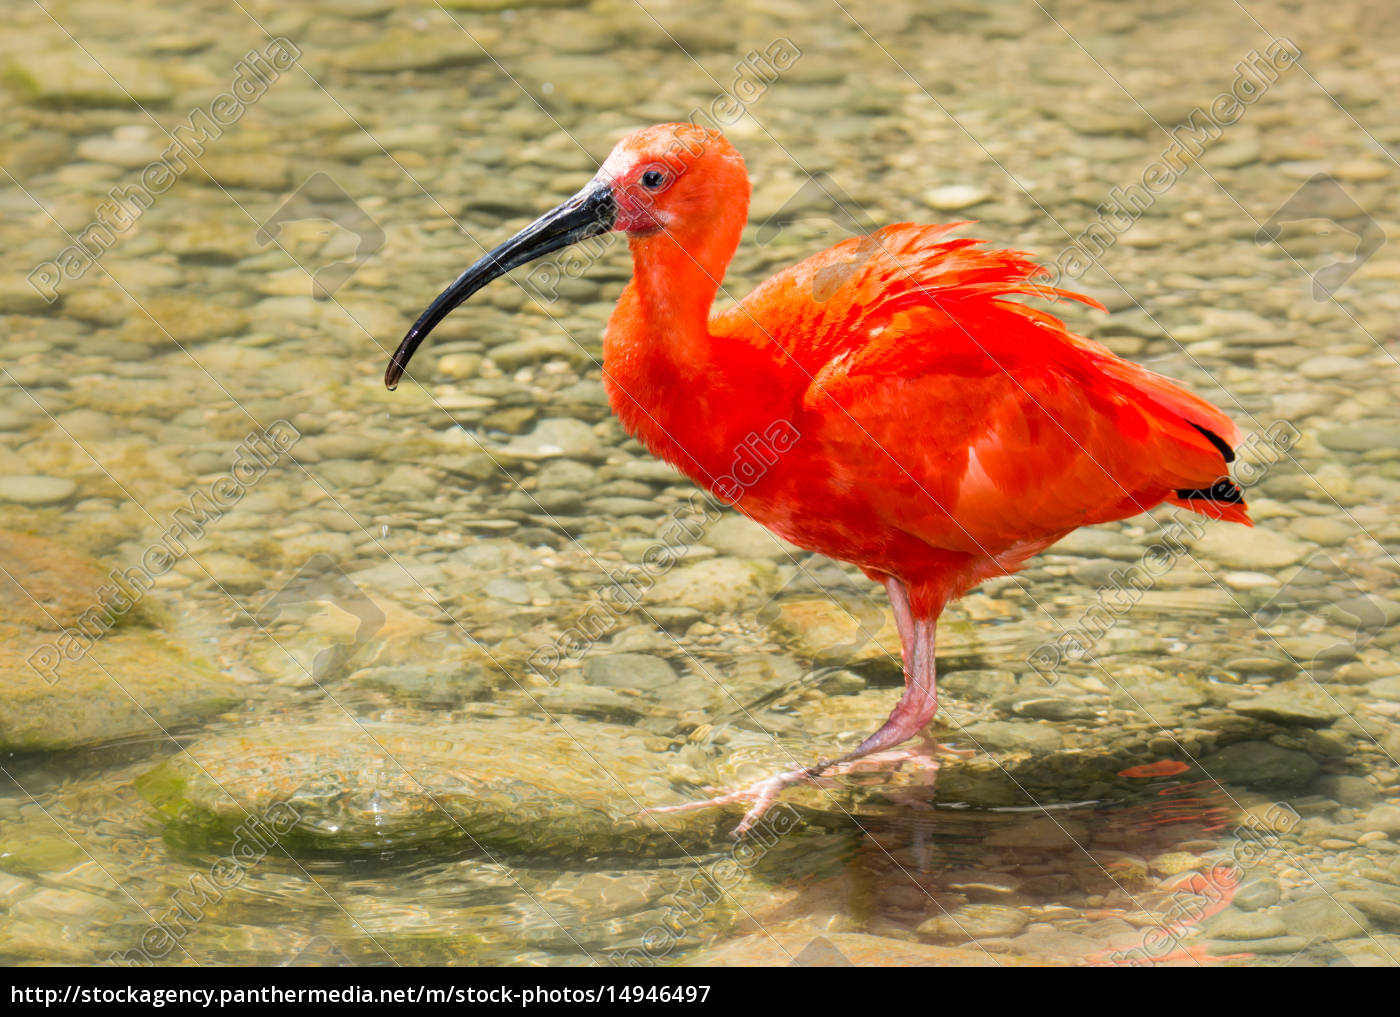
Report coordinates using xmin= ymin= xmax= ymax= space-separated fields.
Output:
xmin=1232 ymin=877 xmax=1282 ymax=912
xmin=488 ymin=335 xmax=589 ymax=369
xmin=1150 ymin=851 xmax=1206 ymax=877
xmin=703 ymin=514 xmax=798 ymax=560
xmin=350 ymin=665 xmax=490 ymax=706
xmin=1277 ymin=896 xmax=1371 ymax=941
xmin=483 ymin=578 xmax=532 ymax=605
xmin=0 ymin=630 xmax=239 ymax=752
xmin=1331 ymin=158 xmax=1389 ymax=180
xmin=131 ymin=296 xmax=250 ymax=343
xmin=1050 ymin=528 xmax=1137 ymax=560
xmin=379 ymin=464 xmax=437 ymax=497
xmin=1196 ymin=741 xmax=1320 ymax=785
xmin=1338 ymin=891 xmax=1400 ymax=927
xmin=924 ymin=185 xmax=990 ymax=210
xmin=1333 ymin=935 xmax=1400 ymax=966
xmin=0 ymin=828 xmax=87 ymax=876
xmin=1207 ymin=935 xmax=1308 ymax=955
xmin=1223 ymin=571 xmax=1281 ymax=591
xmin=1107 ymin=668 xmax=1209 ymax=727
xmin=63 ymin=289 xmax=128 ymax=325
xmin=0 ymin=476 xmax=77 ymax=505
xmin=1318 ymin=426 xmax=1400 ymax=454
xmin=532 ymin=685 xmax=644 ymax=721
xmin=437 ymin=353 xmax=482 ymax=380
xmin=1005 ymin=928 xmax=1101 ymax=960
xmin=941 ymin=669 xmax=1020 ymax=697
xmin=1227 ymin=687 xmax=1343 ymax=727
xmin=1202 ymin=139 xmax=1261 ymax=168
xmin=188 ymin=153 xmax=292 ymax=191
xmin=1207 ymin=908 xmax=1288 ymax=940
xmin=588 ymin=497 xmax=661 ymax=517
xmin=1100 ymin=308 xmax=1168 ymax=340
xmin=1191 ymin=527 xmax=1311 ymax=570
xmin=195 ymin=553 xmax=264 ymax=594
xmin=581 ymin=653 xmax=679 ymax=693
xmin=0 ymin=530 xmax=156 ymax=631
xmin=649 ymin=558 xmax=780 ymax=613
xmin=954 ymin=719 xmax=1065 ymax=753
xmin=7 ymin=50 xmax=174 ymax=107
xmin=332 ymin=31 xmax=492 ymax=72
xmin=764 ymin=598 xmax=900 ymax=665
xmin=1298 ymin=355 xmax=1370 ymax=380
xmin=1366 ymin=677 xmax=1400 ymax=702
xmin=0 ymin=276 xmax=59 ymax=313
xmin=918 ymin=904 xmax=1029 ymax=941
xmin=1310 ymin=775 xmax=1378 ymax=808
xmin=1360 ymin=805 xmax=1400 ymax=837
xmin=1008 ymin=697 xmax=1100 ymax=721
xmin=497 ymin=418 xmax=602 ymax=461
xmin=1287 ymin=517 xmax=1355 ymax=546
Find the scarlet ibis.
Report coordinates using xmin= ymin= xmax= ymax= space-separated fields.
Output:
xmin=386 ymin=123 xmax=1250 ymax=833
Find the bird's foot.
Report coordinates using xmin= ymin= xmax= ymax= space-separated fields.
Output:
xmin=642 ymin=763 xmax=825 ymax=837
xmin=642 ymin=738 xmax=971 ymax=836
xmin=837 ymin=738 xmax=968 ymax=783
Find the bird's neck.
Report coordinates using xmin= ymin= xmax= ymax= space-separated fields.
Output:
xmin=624 ymin=216 xmax=740 ymax=352
xmin=602 ymin=208 xmax=754 ymax=475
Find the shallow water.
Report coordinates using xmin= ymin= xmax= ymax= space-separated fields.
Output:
xmin=2 ymin=0 xmax=1399 ymax=967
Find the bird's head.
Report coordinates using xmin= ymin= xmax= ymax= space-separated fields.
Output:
xmin=385 ymin=123 xmax=748 ymax=389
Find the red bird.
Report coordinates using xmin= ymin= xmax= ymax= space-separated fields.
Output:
xmin=387 ymin=124 xmax=1250 ymax=833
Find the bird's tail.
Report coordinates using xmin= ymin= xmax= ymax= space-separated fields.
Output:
xmin=1094 ymin=354 xmax=1253 ymax=527
xmin=1166 ymin=489 xmax=1251 ymax=526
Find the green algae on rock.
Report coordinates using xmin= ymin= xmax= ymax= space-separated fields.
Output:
xmin=137 ymin=717 xmax=732 ymax=858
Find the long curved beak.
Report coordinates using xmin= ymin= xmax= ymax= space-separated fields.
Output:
xmin=385 ymin=179 xmax=616 ymax=389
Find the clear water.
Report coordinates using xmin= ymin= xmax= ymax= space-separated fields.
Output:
xmin=1 ymin=0 xmax=1398 ymax=966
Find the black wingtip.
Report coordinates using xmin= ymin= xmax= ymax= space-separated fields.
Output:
xmin=1189 ymin=422 xmax=1236 ymax=464
xmin=1177 ymin=479 xmax=1244 ymax=504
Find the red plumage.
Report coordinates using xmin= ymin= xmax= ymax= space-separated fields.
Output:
xmin=607 ymin=211 xmax=1248 ymax=616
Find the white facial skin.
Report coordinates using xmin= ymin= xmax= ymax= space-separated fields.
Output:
xmin=595 ymin=146 xmax=680 ymax=234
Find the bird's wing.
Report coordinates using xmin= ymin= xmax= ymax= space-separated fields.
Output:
xmin=719 ymin=222 xmax=1104 ymax=376
xmin=718 ymin=224 xmax=1247 ymax=554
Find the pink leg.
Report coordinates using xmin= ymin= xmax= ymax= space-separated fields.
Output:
xmin=842 ymin=613 xmax=937 ymax=759
xmin=885 ymin=575 xmax=915 ymax=649
xmin=645 ymin=579 xmax=956 ymax=835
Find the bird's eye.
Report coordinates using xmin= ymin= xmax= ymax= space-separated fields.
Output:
xmin=641 ymin=169 xmax=666 ymax=189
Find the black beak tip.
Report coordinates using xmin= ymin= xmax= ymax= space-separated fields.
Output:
xmin=384 ymin=348 xmax=406 ymax=390
xmin=385 ymin=179 xmax=616 ymax=391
